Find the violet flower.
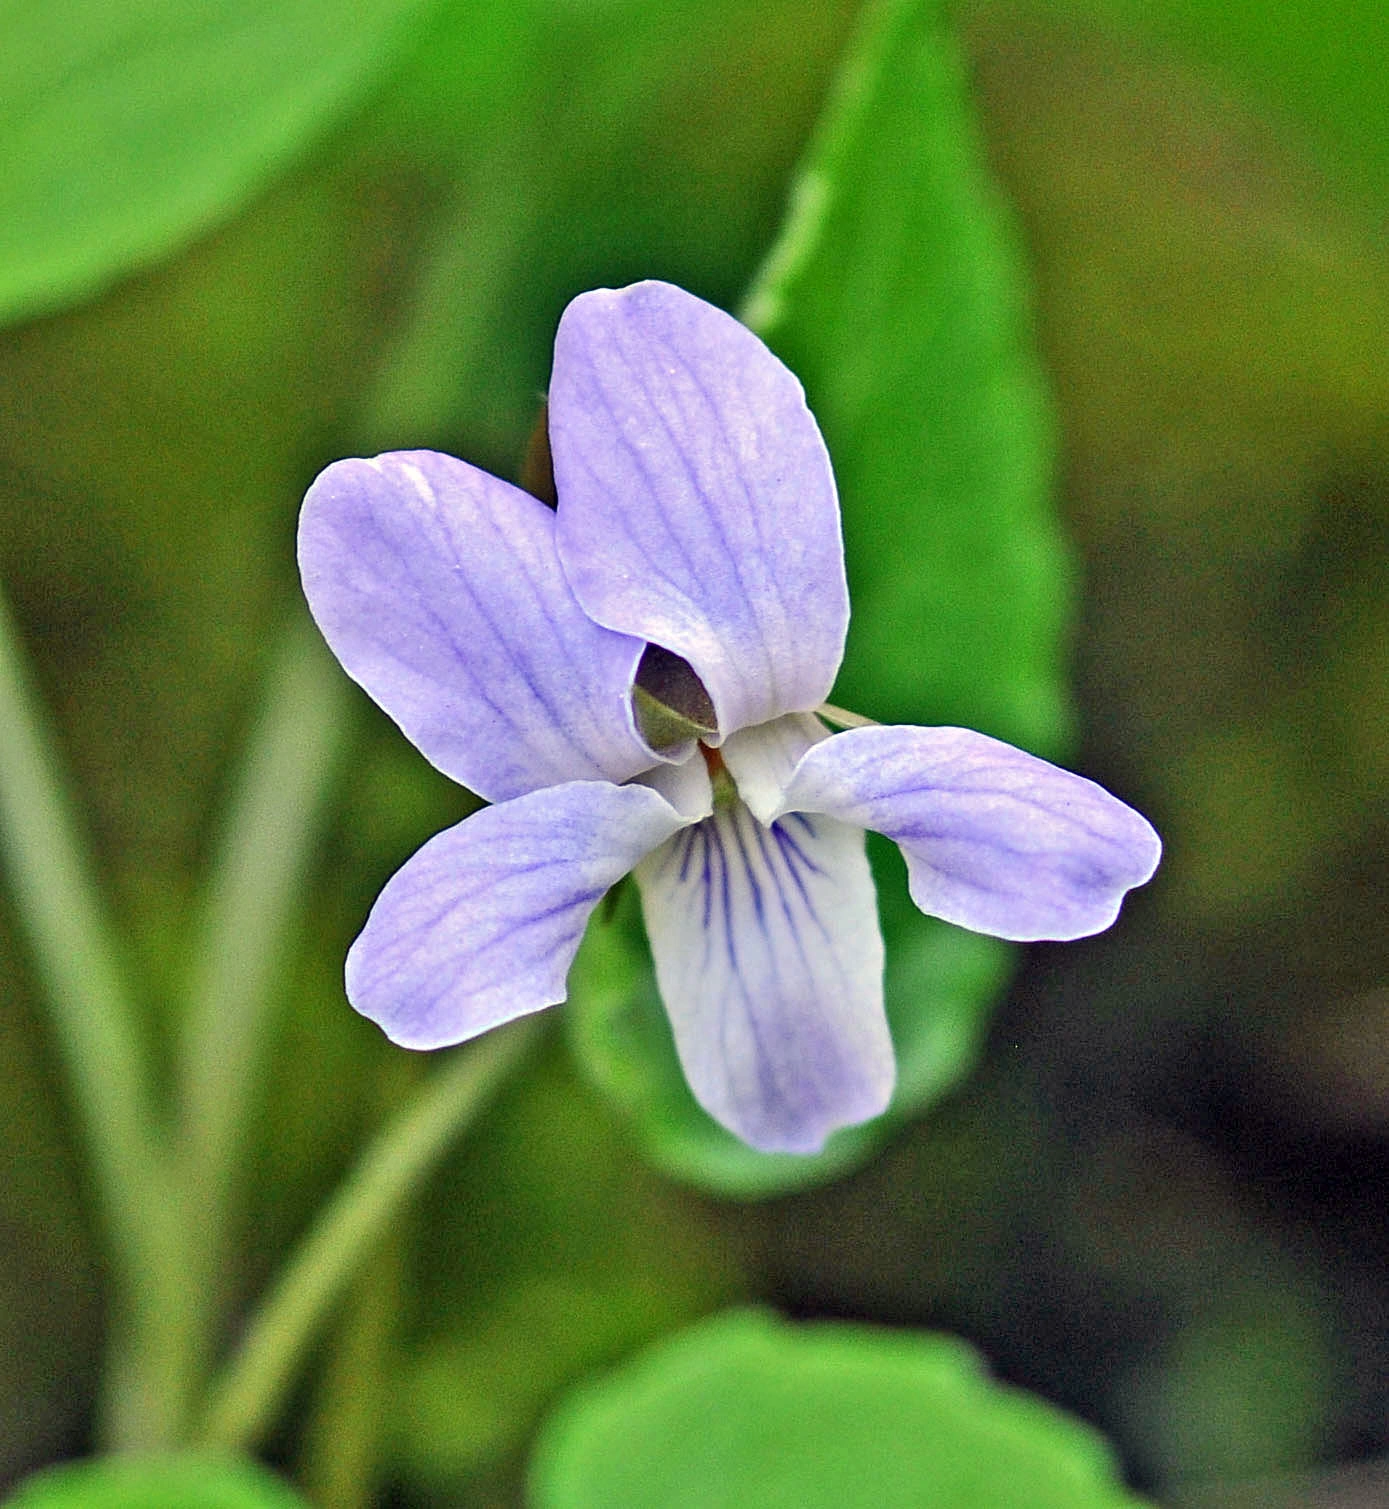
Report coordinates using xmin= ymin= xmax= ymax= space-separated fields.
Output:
xmin=299 ymin=280 xmax=1160 ymax=1153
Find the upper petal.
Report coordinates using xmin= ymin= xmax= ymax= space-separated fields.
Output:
xmin=346 ymin=781 xmax=689 ymax=1049
xmin=299 ymin=449 xmax=657 ymax=803
xmin=775 ymin=725 xmax=1162 ymax=942
xmin=550 ymin=281 xmax=848 ymax=737
xmin=635 ymin=799 xmax=892 ymax=1153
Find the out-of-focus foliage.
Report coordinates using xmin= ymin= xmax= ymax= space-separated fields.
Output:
xmin=0 ymin=0 xmax=438 ymax=325
xmin=354 ymin=0 xmax=868 ymax=461
xmin=383 ymin=1031 xmax=742 ymax=1495
xmin=6 ymin=1452 xmax=310 ymax=1509
xmin=962 ymin=3 xmax=1389 ymax=933
xmin=530 ymin=1309 xmax=1150 ymax=1508
xmin=1123 ymin=1275 xmax=1336 ymax=1480
xmin=1011 ymin=0 xmax=1389 ymax=202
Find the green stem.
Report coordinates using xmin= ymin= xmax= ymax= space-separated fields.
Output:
xmin=168 ymin=618 xmax=350 ymax=1427
xmin=198 ymin=1016 xmax=542 ymax=1453
xmin=300 ymin=1240 xmax=401 ymax=1509
xmin=299 ymin=1058 xmax=413 ymax=1509
xmin=0 ymin=581 xmax=187 ymax=1447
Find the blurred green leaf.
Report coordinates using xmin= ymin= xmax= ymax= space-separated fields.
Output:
xmin=0 ymin=0 xmax=438 ymax=326
xmin=0 ymin=910 xmax=101 ymax=1480
xmin=747 ymin=0 xmax=1072 ymax=753
xmin=530 ymin=1309 xmax=1149 ymax=1509
xmin=569 ymin=0 xmax=1067 ymax=1194
xmin=960 ymin=5 xmax=1389 ymax=926
xmin=1124 ymin=1282 xmax=1337 ymax=1482
xmin=5 ymin=1452 xmax=311 ymax=1509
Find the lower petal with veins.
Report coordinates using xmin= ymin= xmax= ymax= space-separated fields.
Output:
xmin=635 ymin=798 xmax=891 ymax=1153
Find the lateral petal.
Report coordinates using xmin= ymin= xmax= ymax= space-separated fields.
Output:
xmin=550 ymin=281 xmax=848 ymax=737
xmin=634 ymin=750 xmax=715 ymax=822
xmin=776 ymin=726 xmax=1162 ymax=942
xmin=346 ymin=781 xmax=688 ymax=1049
xmin=299 ymin=449 xmax=656 ymax=803
xmin=635 ymin=800 xmax=891 ymax=1153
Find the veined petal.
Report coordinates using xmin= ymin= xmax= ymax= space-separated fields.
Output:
xmin=635 ymin=800 xmax=891 ymax=1153
xmin=346 ymin=781 xmax=689 ymax=1049
xmin=299 ymin=449 xmax=656 ymax=803
xmin=775 ymin=726 xmax=1162 ymax=942
xmin=550 ymin=281 xmax=848 ymax=737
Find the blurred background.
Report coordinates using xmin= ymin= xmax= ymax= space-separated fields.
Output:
xmin=1 ymin=0 xmax=1386 ymax=1504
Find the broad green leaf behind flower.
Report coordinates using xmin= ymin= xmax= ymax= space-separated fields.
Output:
xmin=568 ymin=0 xmax=1074 ymax=1194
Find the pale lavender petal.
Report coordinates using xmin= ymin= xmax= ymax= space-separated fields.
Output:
xmin=634 ymin=749 xmax=715 ymax=822
xmin=346 ymin=782 xmax=688 ymax=1049
xmin=774 ymin=726 xmax=1162 ymax=942
xmin=550 ymin=281 xmax=848 ymax=737
xmin=299 ymin=449 xmax=656 ymax=803
xmin=635 ymin=800 xmax=891 ymax=1153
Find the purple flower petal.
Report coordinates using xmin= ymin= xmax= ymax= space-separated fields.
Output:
xmin=635 ymin=799 xmax=891 ymax=1153
xmin=634 ymin=750 xmax=715 ymax=822
xmin=299 ymin=450 xmax=657 ymax=803
xmin=550 ymin=282 xmax=848 ymax=738
xmin=774 ymin=726 xmax=1162 ymax=941
xmin=346 ymin=781 xmax=689 ymax=1049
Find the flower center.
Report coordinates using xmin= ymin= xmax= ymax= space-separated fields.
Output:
xmin=630 ymin=643 xmax=718 ymax=753
xmin=697 ymin=741 xmax=739 ymax=807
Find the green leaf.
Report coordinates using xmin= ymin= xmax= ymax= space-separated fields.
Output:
xmin=744 ymin=0 xmax=1072 ymax=754
xmin=0 ymin=0 xmax=438 ymax=326
xmin=530 ymin=1310 xmax=1150 ymax=1509
xmin=568 ymin=0 xmax=1070 ymax=1194
xmin=5 ymin=1452 xmax=311 ymax=1509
